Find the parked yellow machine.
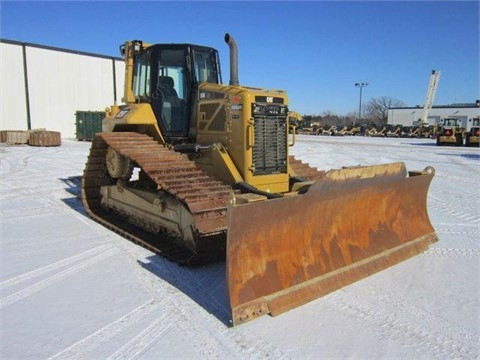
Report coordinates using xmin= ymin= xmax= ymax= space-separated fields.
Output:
xmin=287 ymin=110 xmax=303 ymax=130
xmin=436 ymin=117 xmax=464 ymax=146
xmin=81 ymin=34 xmax=438 ymax=326
xmin=465 ymin=117 xmax=479 ymax=147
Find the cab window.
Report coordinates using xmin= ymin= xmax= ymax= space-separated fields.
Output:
xmin=193 ymin=49 xmax=219 ymax=83
xmin=133 ymin=51 xmax=151 ymax=100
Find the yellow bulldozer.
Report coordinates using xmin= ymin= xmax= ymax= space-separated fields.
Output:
xmin=81 ymin=34 xmax=438 ymax=326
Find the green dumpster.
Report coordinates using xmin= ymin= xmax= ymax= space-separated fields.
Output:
xmin=75 ymin=111 xmax=105 ymax=141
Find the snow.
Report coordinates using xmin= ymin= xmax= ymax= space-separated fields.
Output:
xmin=1 ymin=136 xmax=479 ymax=359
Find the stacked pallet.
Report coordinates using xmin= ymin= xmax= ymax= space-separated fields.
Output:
xmin=0 ymin=129 xmax=61 ymax=146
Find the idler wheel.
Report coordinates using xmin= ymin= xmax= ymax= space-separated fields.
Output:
xmin=106 ymin=147 xmax=131 ymax=179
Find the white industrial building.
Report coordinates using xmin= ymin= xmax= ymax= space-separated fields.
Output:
xmin=0 ymin=39 xmax=125 ymax=139
xmin=388 ymin=69 xmax=479 ymax=131
xmin=388 ymin=104 xmax=480 ymax=130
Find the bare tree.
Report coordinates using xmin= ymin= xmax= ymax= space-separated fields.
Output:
xmin=364 ymin=97 xmax=405 ymax=125
xmin=344 ymin=112 xmax=358 ymax=126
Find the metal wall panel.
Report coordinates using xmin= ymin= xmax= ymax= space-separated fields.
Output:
xmin=26 ymin=47 xmax=120 ymax=138
xmin=0 ymin=43 xmax=28 ymax=130
xmin=0 ymin=40 xmax=125 ymax=138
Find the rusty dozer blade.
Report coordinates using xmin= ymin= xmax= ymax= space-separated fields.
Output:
xmin=227 ymin=162 xmax=438 ymax=326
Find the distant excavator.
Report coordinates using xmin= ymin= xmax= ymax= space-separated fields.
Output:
xmin=81 ymin=33 xmax=438 ymax=326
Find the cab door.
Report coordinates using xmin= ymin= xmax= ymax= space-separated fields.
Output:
xmin=151 ymin=47 xmax=190 ymax=139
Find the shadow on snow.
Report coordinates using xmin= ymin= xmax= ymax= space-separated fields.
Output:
xmin=59 ymin=175 xmax=233 ymax=327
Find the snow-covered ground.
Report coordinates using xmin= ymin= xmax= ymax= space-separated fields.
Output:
xmin=1 ymin=135 xmax=479 ymax=359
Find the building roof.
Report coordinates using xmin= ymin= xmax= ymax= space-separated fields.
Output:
xmin=0 ymin=38 xmax=122 ymax=61
xmin=390 ymin=102 xmax=479 ymax=110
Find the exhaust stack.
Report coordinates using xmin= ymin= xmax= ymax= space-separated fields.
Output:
xmin=224 ymin=33 xmax=239 ymax=86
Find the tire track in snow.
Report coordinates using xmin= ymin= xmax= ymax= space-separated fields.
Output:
xmin=48 ymin=243 xmax=177 ymax=360
xmin=1 ymin=196 xmax=72 ymax=220
xmin=434 ymin=173 xmax=479 ymax=186
xmin=0 ymin=152 xmax=34 ymax=176
xmin=226 ymin=326 xmax=292 ymax=360
xmin=2 ymin=207 xmax=70 ymax=222
xmin=0 ymin=245 xmax=112 ymax=290
xmin=424 ymin=247 xmax=480 ymax=258
xmin=102 ymin=257 xmax=241 ymax=360
xmin=429 ymin=196 xmax=479 ymax=224
xmin=165 ymin=266 xmax=291 ymax=359
xmin=366 ymin=286 xmax=479 ymax=359
xmin=48 ymin=299 xmax=163 ymax=360
xmin=171 ymin=302 xmax=292 ymax=360
xmin=435 ymin=224 xmax=480 ymax=237
xmin=327 ymin=286 xmax=479 ymax=359
xmin=1 ymin=232 xmax=104 ymax=248
xmin=126 ymin=257 xmax=242 ymax=359
xmin=3 ymin=235 xmax=77 ymax=248
xmin=107 ymin=248 xmax=289 ymax=360
xmin=433 ymin=224 xmax=480 ymax=248
xmin=99 ymin=246 xmax=237 ymax=359
xmin=107 ymin=311 xmax=176 ymax=360
xmin=0 ymin=247 xmax=119 ymax=310
xmin=135 ymin=257 xmax=291 ymax=360
xmin=174 ymin=311 xmax=243 ymax=360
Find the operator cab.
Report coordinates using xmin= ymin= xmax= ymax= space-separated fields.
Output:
xmin=129 ymin=42 xmax=222 ymax=142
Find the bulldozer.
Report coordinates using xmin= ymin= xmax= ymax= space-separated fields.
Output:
xmin=81 ymin=34 xmax=438 ymax=326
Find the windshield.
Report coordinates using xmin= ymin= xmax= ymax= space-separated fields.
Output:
xmin=443 ymin=118 xmax=458 ymax=126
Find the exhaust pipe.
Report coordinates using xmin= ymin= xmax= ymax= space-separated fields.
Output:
xmin=224 ymin=33 xmax=239 ymax=86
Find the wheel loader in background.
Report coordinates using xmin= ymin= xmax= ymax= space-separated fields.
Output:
xmin=465 ymin=117 xmax=479 ymax=147
xmin=436 ymin=117 xmax=464 ymax=146
xmin=81 ymin=33 xmax=438 ymax=326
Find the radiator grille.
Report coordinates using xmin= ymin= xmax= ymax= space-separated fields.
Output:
xmin=252 ymin=115 xmax=287 ymax=175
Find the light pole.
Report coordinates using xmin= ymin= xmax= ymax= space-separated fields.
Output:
xmin=355 ymin=82 xmax=368 ymax=126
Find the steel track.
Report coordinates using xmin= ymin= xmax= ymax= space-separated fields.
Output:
xmin=81 ymin=132 xmax=324 ymax=265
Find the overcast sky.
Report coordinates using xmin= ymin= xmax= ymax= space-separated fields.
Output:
xmin=1 ymin=1 xmax=478 ymax=115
